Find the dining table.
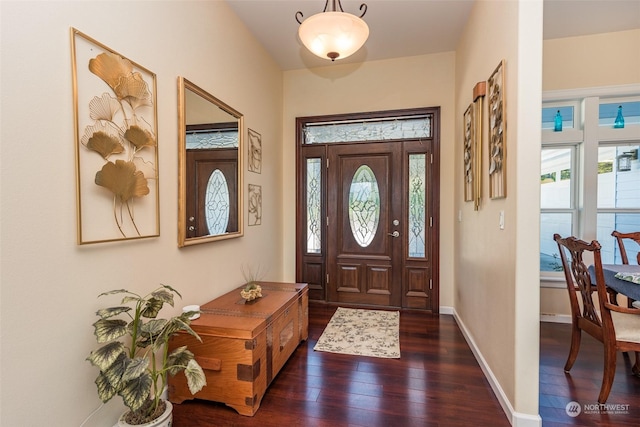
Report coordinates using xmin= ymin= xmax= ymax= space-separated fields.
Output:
xmin=594 ymin=264 xmax=640 ymax=302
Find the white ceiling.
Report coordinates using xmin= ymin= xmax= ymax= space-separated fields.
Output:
xmin=225 ymin=0 xmax=640 ymax=71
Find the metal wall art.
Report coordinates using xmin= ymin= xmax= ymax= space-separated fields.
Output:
xmin=248 ymin=128 xmax=262 ymax=173
xmin=487 ymin=59 xmax=506 ymax=199
xmin=71 ymin=28 xmax=159 ymax=244
xmin=248 ymin=184 xmax=262 ymax=226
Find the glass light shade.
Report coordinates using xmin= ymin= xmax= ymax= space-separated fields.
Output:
xmin=298 ymin=11 xmax=369 ymax=61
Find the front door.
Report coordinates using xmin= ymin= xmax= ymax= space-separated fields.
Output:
xmin=327 ymin=142 xmax=402 ymax=306
xmin=296 ymin=108 xmax=439 ymax=312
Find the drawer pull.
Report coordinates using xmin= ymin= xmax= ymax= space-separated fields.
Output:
xmin=196 ymin=356 xmax=222 ymax=371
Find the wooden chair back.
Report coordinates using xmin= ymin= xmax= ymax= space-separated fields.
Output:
xmin=553 ymin=234 xmax=604 ymax=342
xmin=611 ymin=230 xmax=640 ymax=265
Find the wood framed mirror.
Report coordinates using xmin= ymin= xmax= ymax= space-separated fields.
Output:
xmin=178 ymin=77 xmax=243 ymax=247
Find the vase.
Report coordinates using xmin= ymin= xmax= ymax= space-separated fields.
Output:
xmin=614 ymin=105 xmax=625 ymax=128
xmin=554 ymin=110 xmax=562 ymax=131
xmin=117 ymin=401 xmax=172 ymax=427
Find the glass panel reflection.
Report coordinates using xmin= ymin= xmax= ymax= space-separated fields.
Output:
xmin=541 ymin=148 xmax=573 ymax=209
xmin=205 ymin=169 xmax=230 ymax=235
xmin=540 ymin=213 xmax=573 ymax=272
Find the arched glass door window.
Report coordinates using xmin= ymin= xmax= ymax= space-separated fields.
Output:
xmin=205 ymin=169 xmax=230 ymax=235
xmin=348 ymin=165 xmax=380 ymax=247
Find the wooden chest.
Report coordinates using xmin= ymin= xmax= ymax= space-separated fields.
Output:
xmin=168 ymin=282 xmax=308 ymax=416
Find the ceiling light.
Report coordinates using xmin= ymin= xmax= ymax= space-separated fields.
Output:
xmin=296 ymin=0 xmax=369 ymax=62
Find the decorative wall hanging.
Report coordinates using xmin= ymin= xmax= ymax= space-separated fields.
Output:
xmin=248 ymin=184 xmax=262 ymax=226
xmin=248 ymin=128 xmax=262 ymax=173
xmin=463 ymin=81 xmax=486 ymax=210
xmin=487 ymin=60 xmax=506 ymax=199
xmin=472 ymin=81 xmax=486 ymax=210
xmin=71 ymin=28 xmax=159 ymax=244
xmin=463 ymin=103 xmax=475 ymax=203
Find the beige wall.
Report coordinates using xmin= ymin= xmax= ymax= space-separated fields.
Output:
xmin=543 ymin=29 xmax=640 ymax=91
xmin=540 ymin=29 xmax=640 ymax=318
xmin=0 ymin=1 xmax=283 ymax=425
xmin=454 ymin=0 xmax=542 ymax=421
xmin=281 ymin=54 xmax=457 ymax=308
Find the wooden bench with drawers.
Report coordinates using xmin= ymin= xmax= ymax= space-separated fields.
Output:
xmin=168 ymin=282 xmax=308 ymax=416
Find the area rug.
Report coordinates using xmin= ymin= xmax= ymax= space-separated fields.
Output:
xmin=313 ymin=307 xmax=400 ymax=358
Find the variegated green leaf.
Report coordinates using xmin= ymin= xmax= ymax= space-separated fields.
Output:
xmin=121 ymin=357 xmax=149 ymax=382
xmin=95 ymin=371 xmax=117 ymax=403
xmin=93 ymin=318 xmax=128 ymax=343
xmin=185 ymin=359 xmax=206 ymax=395
xmin=159 ymin=283 xmax=181 ymax=298
xmin=119 ymin=373 xmax=152 ymax=412
xmin=97 ymin=289 xmax=129 ymax=298
xmin=121 ymin=295 xmax=143 ymax=305
xmin=151 ymin=289 xmax=175 ymax=305
xmin=166 ymin=346 xmax=193 ymax=376
xmin=141 ymin=298 xmax=163 ymax=318
xmin=87 ymin=341 xmax=125 ymax=371
xmin=103 ymin=352 xmax=130 ymax=387
xmin=173 ymin=316 xmax=203 ymax=343
xmin=141 ymin=318 xmax=166 ymax=335
xmin=96 ymin=306 xmax=131 ymax=319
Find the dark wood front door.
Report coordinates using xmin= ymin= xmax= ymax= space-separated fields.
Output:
xmin=327 ymin=142 xmax=402 ymax=306
xmin=296 ymin=107 xmax=439 ymax=312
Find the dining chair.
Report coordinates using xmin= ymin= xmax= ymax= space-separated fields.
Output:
xmin=611 ymin=230 xmax=640 ymax=308
xmin=554 ymin=233 xmax=640 ymax=403
xmin=611 ymin=230 xmax=640 ymax=265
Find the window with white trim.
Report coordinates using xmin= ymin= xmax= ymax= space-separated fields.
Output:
xmin=540 ymin=87 xmax=640 ymax=279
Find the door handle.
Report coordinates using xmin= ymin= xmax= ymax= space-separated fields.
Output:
xmin=388 ymin=231 xmax=400 ymax=238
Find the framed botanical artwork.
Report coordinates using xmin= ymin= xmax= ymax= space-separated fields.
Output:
xmin=487 ymin=59 xmax=506 ymax=199
xmin=463 ymin=103 xmax=475 ymax=203
xmin=248 ymin=184 xmax=262 ymax=226
xmin=248 ymin=128 xmax=262 ymax=173
xmin=71 ymin=28 xmax=159 ymax=244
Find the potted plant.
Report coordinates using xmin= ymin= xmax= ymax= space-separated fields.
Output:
xmin=240 ymin=264 xmax=265 ymax=302
xmin=87 ymin=284 xmax=206 ymax=426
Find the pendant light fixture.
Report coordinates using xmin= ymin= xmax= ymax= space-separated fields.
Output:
xmin=296 ymin=0 xmax=369 ymax=62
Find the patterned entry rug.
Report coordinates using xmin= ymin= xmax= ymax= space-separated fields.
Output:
xmin=313 ymin=307 xmax=401 ymax=358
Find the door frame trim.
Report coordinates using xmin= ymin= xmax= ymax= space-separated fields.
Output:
xmin=295 ymin=107 xmax=440 ymax=313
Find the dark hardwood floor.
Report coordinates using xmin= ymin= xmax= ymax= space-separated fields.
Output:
xmin=539 ymin=321 xmax=640 ymax=426
xmin=172 ymin=303 xmax=510 ymax=427
xmin=173 ymin=305 xmax=640 ymax=426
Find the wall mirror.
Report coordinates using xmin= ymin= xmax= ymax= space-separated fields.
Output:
xmin=178 ymin=77 xmax=243 ymax=247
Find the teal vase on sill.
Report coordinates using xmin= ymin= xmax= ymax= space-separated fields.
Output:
xmin=614 ymin=105 xmax=625 ymax=129
xmin=554 ymin=110 xmax=562 ymax=132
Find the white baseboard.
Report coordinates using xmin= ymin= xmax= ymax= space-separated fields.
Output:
xmin=540 ymin=313 xmax=572 ymax=324
xmin=439 ymin=305 xmax=454 ymax=315
xmin=452 ymin=308 xmax=542 ymax=427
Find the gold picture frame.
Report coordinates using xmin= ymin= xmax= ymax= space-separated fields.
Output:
xmin=71 ymin=28 xmax=159 ymax=244
xmin=488 ymin=59 xmax=506 ymax=199
xmin=463 ymin=81 xmax=486 ymax=210
xmin=463 ymin=103 xmax=475 ymax=203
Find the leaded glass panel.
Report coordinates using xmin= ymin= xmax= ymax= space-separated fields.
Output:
xmin=409 ymin=154 xmax=426 ymax=258
xmin=306 ymin=158 xmax=322 ymax=253
xmin=304 ymin=116 xmax=431 ymax=144
xmin=186 ymin=130 xmax=238 ymax=149
xmin=349 ymin=165 xmax=380 ymax=247
xmin=205 ymin=169 xmax=230 ymax=235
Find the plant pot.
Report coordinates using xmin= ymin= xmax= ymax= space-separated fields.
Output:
xmin=117 ymin=401 xmax=172 ymax=427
